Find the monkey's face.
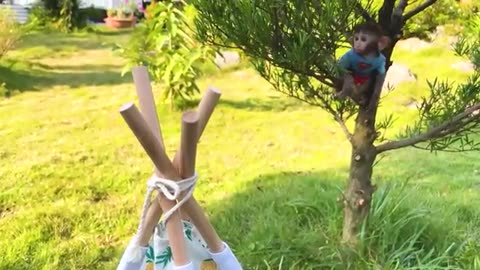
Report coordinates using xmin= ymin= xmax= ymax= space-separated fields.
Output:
xmin=353 ymin=31 xmax=378 ymax=56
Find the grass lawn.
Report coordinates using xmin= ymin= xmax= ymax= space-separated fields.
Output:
xmin=0 ymin=26 xmax=479 ymax=269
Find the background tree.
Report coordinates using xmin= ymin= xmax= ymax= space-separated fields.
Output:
xmin=116 ymin=0 xmax=216 ymax=109
xmin=28 ymin=0 xmax=86 ymax=31
xmin=190 ymin=0 xmax=480 ymax=245
xmin=0 ymin=7 xmax=31 ymax=97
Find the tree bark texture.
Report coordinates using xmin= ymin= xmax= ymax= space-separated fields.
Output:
xmin=342 ymin=106 xmax=378 ymax=245
xmin=341 ymin=3 xmax=407 ymax=245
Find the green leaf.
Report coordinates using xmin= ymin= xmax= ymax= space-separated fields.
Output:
xmin=145 ymin=245 xmax=155 ymax=262
xmin=113 ymin=0 xmax=216 ymax=110
xmin=155 ymin=246 xmax=173 ymax=267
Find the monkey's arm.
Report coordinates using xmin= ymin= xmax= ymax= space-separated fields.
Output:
xmin=336 ymin=73 xmax=355 ymax=98
xmin=338 ymin=49 xmax=355 ymax=71
xmin=367 ymin=72 xmax=386 ymax=110
xmin=360 ymin=56 xmax=387 ymax=107
xmin=335 ymin=49 xmax=357 ymax=97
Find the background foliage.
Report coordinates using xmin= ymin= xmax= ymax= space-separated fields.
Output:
xmin=0 ymin=8 xmax=22 ymax=60
xmin=404 ymin=0 xmax=480 ymax=39
xmin=28 ymin=0 xmax=86 ymax=31
xmin=189 ymin=0 xmax=480 ymax=266
xmin=116 ymin=0 xmax=216 ymax=109
xmin=0 ymin=7 xmax=30 ymax=97
xmin=0 ymin=0 xmax=479 ymax=269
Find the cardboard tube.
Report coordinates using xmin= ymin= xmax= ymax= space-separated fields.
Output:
xmin=132 ymin=66 xmax=165 ymax=149
xmin=119 ymin=102 xmax=190 ymax=266
xmin=175 ymin=89 xmax=224 ymax=252
xmin=176 ymin=110 xmax=198 ymax=220
xmin=155 ymin=197 xmax=189 ymax=266
xmin=120 ymin=103 xmax=179 ymax=179
xmin=132 ymin=66 xmax=167 ymax=242
xmin=179 ymin=111 xmax=199 ymax=178
xmin=138 ymin=201 xmax=163 ymax=244
xmin=172 ymin=87 xmax=221 ymax=165
xmin=182 ymin=197 xmax=224 ymax=251
xmin=141 ymin=87 xmax=224 ymax=252
xmin=196 ymin=86 xmax=222 ymax=140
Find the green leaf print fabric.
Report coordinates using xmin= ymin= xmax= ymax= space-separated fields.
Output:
xmin=117 ymin=220 xmax=242 ymax=270
xmin=143 ymin=220 xmax=215 ymax=270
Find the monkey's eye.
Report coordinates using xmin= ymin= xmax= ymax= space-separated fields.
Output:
xmin=361 ymin=37 xmax=367 ymax=42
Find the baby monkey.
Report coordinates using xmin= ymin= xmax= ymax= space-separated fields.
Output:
xmin=335 ymin=22 xmax=390 ymax=105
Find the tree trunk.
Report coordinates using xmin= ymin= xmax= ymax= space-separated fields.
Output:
xmin=342 ymin=105 xmax=378 ymax=245
xmin=340 ymin=16 xmax=401 ymax=244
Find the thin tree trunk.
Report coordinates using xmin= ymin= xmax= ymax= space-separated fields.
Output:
xmin=342 ymin=104 xmax=378 ymax=245
xmin=341 ymin=12 xmax=402 ymax=244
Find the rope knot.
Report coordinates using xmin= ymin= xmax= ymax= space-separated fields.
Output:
xmin=147 ymin=173 xmax=197 ymax=201
xmin=145 ymin=172 xmax=197 ymax=224
xmin=125 ymin=173 xmax=199 ymax=263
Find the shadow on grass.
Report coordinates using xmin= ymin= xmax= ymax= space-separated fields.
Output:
xmin=219 ymin=96 xmax=304 ymax=111
xmin=89 ymin=27 xmax=134 ymax=37
xmin=207 ymin=170 xmax=346 ymax=269
xmin=17 ymin=32 xmax=111 ymax=51
xmin=34 ymin=63 xmax=121 ymax=71
xmin=14 ymin=27 xmax=134 ymax=57
xmin=163 ymin=95 xmax=305 ymax=112
xmin=0 ymin=61 xmax=131 ymax=93
xmin=206 ymin=161 xmax=480 ymax=269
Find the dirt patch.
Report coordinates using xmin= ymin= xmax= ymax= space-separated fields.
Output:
xmin=215 ymin=51 xmax=241 ymax=69
xmin=451 ymin=61 xmax=475 ymax=73
xmin=383 ymin=63 xmax=417 ymax=93
xmin=396 ymin=37 xmax=433 ymax=52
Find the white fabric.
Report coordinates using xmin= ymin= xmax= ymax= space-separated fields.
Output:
xmin=172 ymin=262 xmax=194 ymax=270
xmin=116 ymin=172 xmax=243 ymax=270
xmin=209 ymin=242 xmax=243 ymax=270
xmin=117 ymin=221 xmax=243 ymax=270
xmin=138 ymin=173 xmax=198 ymax=238
xmin=121 ymin=173 xmax=198 ymax=268
xmin=117 ymin=236 xmax=148 ymax=270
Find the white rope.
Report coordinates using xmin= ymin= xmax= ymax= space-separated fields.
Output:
xmin=125 ymin=173 xmax=198 ymax=263
xmin=137 ymin=172 xmax=198 ymax=236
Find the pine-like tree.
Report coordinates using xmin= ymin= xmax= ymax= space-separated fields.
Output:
xmin=190 ymin=0 xmax=479 ymax=245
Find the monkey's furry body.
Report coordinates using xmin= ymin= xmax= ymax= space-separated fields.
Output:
xmin=334 ymin=22 xmax=390 ymax=104
xmin=338 ymin=48 xmax=386 ymax=86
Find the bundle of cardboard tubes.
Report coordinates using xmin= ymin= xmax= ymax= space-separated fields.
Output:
xmin=116 ymin=66 xmax=243 ymax=270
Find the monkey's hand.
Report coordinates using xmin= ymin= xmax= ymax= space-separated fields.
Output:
xmin=366 ymin=73 xmax=386 ymax=110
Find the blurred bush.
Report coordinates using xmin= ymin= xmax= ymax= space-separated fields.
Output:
xmin=0 ymin=7 xmax=29 ymax=97
xmin=404 ymin=0 xmax=480 ymax=39
xmin=27 ymin=0 xmax=86 ymax=32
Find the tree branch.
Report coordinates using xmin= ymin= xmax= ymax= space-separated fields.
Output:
xmin=334 ymin=114 xmax=354 ymax=144
xmin=353 ymin=1 xmax=375 ymax=23
xmin=207 ymin=22 xmax=336 ymax=88
xmin=403 ymin=0 xmax=438 ymax=21
xmin=387 ymin=0 xmax=408 ymax=42
xmin=303 ymin=92 xmax=353 ymax=144
xmin=265 ymin=58 xmax=336 ymax=88
xmin=378 ymin=0 xmax=396 ymax=27
xmin=367 ymin=73 xmax=386 ymax=113
xmin=376 ymin=103 xmax=480 ymax=153
xmin=264 ymin=72 xmax=353 ymax=143
xmin=393 ymin=0 xmax=409 ymax=17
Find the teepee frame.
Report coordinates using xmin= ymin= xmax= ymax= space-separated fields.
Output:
xmin=117 ymin=66 xmax=241 ymax=270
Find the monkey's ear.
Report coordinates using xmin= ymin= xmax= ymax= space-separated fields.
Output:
xmin=345 ymin=35 xmax=353 ymax=47
xmin=349 ymin=36 xmax=354 ymax=47
xmin=378 ymin=35 xmax=391 ymax=51
xmin=344 ymin=32 xmax=354 ymax=47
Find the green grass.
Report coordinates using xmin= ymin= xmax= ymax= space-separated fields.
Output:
xmin=0 ymin=27 xmax=479 ymax=269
